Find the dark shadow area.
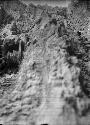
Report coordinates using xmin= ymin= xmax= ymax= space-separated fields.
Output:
xmin=79 ymin=70 xmax=90 ymax=98
xmin=71 ymin=0 xmax=90 ymax=10
xmin=58 ymin=22 xmax=67 ymax=37
xmin=40 ymin=124 xmax=49 ymax=125
xmin=0 ymin=39 xmax=25 ymax=76
xmin=66 ymin=32 xmax=90 ymax=98
xmin=49 ymin=18 xmax=57 ymax=25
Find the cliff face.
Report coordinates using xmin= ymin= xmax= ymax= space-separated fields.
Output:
xmin=0 ymin=0 xmax=90 ymax=125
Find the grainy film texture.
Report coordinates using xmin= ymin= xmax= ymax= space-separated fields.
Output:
xmin=0 ymin=0 xmax=90 ymax=125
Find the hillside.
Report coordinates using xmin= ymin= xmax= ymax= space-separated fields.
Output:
xmin=0 ymin=0 xmax=90 ymax=125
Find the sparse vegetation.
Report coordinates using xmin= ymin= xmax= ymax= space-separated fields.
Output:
xmin=0 ymin=0 xmax=90 ymax=125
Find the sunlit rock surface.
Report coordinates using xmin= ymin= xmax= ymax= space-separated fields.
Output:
xmin=0 ymin=0 xmax=90 ymax=125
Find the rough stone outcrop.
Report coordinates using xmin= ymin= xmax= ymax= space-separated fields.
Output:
xmin=0 ymin=1 xmax=90 ymax=125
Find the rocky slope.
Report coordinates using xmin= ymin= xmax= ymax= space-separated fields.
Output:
xmin=0 ymin=0 xmax=90 ymax=125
